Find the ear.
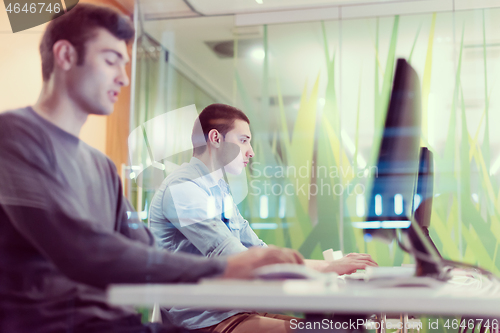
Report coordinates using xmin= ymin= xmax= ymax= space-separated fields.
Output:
xmin=207 ymin=129 xmax=221 ymax=148
xmin=52 ymin=40 xmax=78 ymax=73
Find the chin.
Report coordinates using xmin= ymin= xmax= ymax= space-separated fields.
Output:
xmin=101 ymin=104 xmax=115 ymax=115
xmin=224 ymin=165 xmax=244 ymax=175
xmin=94 ymin=106 xmax=114 ymax=116
xmin=83 ymin=104 xmax=113 ymax=116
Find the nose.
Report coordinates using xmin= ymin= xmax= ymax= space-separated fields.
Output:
xmin=117 ymin=65 xmax=130 ymax=87
xmin=247 ymin=144 xmax=255 ymax=159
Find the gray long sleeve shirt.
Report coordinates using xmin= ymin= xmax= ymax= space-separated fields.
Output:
xmin=0 ymin=107 xmax=226 ymax=333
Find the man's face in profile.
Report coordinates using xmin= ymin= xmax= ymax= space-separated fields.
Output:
xmin=66 ymin=28 xmax=130 ymax=115
xmin=219 ymin=119 xmax=254 ymax=175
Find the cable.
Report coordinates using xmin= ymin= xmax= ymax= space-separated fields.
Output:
xmin=396 ymin=231 xmax=441 ymax=267
xmin=441 ymin=259 xmax=497 ymax=280
xmin=182 ymin=0 xmax=204 ymax=16
xmin=396 ymin=232 xmax=412 ymax=253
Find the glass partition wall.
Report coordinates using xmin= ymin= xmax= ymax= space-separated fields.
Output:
xmin=128 ymin=7 xmax=500 ymax=271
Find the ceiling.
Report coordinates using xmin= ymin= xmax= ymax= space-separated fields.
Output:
xmin=187 ymin=0 xmax=401 ymax=15
xmin=134 ymin=0 xmax=415 ymax=20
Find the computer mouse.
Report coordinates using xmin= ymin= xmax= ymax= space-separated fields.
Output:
xmin=253 ymin=264 xmax=324 ymax=280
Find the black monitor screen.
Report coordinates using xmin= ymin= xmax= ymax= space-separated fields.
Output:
xmin=355 ymin=58 xmax=422 ymax=242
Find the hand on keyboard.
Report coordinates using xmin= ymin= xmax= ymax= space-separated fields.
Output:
xmin=323 ymin=253 xmax=378 ymax=275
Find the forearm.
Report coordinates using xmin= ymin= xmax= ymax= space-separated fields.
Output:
xmin=304 ymin=259 xmax=328 ymax=272
xmin=5 ymin=205 xmax=227 ymax=288
xmin=306 ymin=254 xmax=378 ymax=275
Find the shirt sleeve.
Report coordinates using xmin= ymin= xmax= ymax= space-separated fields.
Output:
xmin=235 ymin=208 xmax=267 ymax=249
xmin=0 ymin=119 xmax=226 ymax=288
xmin=160 ymin=179 xmax=248 ymax=257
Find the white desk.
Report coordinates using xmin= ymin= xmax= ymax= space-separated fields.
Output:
xmin=107 ymin=276 xmax=500 ymax=317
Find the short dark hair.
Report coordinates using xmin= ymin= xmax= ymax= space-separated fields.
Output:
xmin=192 ymin=104 xmax=250 ymax=155
xmin=39 ymin=4 xmax=135 ymax=81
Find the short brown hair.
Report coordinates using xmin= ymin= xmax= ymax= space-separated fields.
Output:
xmin=39 ymin=4 xmax=134 ymax=81
xmin=192 ymin=104 xmax=250 ymax=155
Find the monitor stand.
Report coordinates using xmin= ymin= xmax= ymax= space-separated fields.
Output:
xmin=406 ymin=218 xmax=447 ymax=280
xmin=404 ymin=147 xmax=447 ymax=279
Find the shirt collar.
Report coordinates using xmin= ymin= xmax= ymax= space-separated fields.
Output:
xmin=189 ymin=157 xmax=223 ymax=188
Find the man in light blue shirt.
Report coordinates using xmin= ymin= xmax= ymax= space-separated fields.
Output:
xmin=149 ymin=104 xmax=377 ymax=332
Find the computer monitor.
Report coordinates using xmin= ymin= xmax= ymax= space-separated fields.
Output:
xmin=357 ymin=58 xmax=422 ymax=242
xmin=353 ymin=59 xmax=446 ymax=279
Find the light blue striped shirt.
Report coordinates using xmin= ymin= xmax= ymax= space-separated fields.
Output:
xmin=149 ymin=157 xmax=266 ymax=329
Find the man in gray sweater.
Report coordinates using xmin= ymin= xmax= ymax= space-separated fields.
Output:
xmin=0 ymin=4 xmax=303 ymax=333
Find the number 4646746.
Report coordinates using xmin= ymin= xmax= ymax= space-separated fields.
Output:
xmin=6 ymin=3 xmax=61 ymax=14
xmin=444 ymin=319 xmax=498 ymax=330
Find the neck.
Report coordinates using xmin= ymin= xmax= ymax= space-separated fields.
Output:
xmin=194 ymin=152 xmax=224 ymax=180
xmin=32 ymin=81 xmax=88 ymax=137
